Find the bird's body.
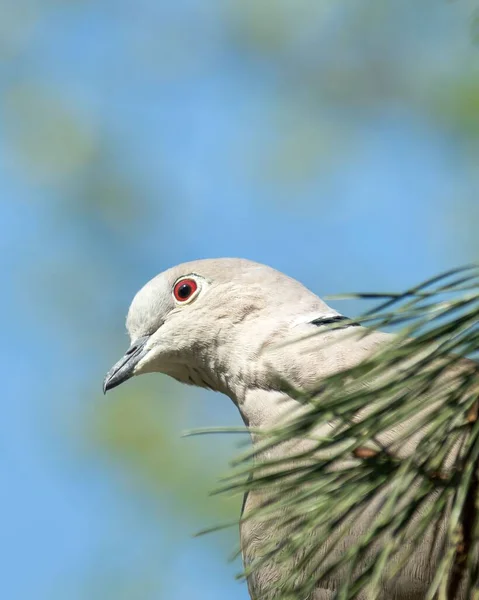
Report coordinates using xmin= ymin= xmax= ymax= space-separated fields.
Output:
xmin=104 ymin=258 xmax=477 ymax=599
xmin=236 ymin=323 xmax=454 ymax=600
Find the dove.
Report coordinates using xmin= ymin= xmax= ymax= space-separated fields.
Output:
xmin=104 ymin=258 xmax=476 ymax=599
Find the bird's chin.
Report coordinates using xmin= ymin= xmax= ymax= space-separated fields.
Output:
xmin=134 ymin=353 xmax=167 ymax=376
xmin=134 ymin=351 xmax=194 ymax=385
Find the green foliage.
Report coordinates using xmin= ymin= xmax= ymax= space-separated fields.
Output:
xmin=217 ymin=266 xmax=479 ymax=599
xmin=89 ymin=382 xmax=240 ymax=527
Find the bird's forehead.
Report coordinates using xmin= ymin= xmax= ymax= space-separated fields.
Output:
xmin=162 ymin=257 xmax=293 ymax=287
xmin=125 ymin=259 xmax=267 ymax=338
xmin=126 ymin=273 xmax=173 ymax=338
xmin=165 ymin=258 xmax=267 ymax=283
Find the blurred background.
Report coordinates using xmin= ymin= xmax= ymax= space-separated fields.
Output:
xmin=2 ymin=1 xmax=479 ymax=598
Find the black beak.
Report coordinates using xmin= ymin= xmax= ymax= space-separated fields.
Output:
xmin=103 ymin=335 xmax=150 ymax=394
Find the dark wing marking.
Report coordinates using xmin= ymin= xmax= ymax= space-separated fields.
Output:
xmin=311 ymin=315 xmax=361 ymax=329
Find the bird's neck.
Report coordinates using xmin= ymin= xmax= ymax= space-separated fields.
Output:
xmin=232 ymin=387 xmax=303 ymax=431
xmin=175 ymin=340 xmax=302 ymax=432
xmin=181 ymin=311 xmax=341 ymax=434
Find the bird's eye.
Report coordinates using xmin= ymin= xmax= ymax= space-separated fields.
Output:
xmin=173 ymin=278 xmax=198 ymax=303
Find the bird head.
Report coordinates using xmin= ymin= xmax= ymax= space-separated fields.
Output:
xmin=103 ymin=258 xmax=331 ymax=394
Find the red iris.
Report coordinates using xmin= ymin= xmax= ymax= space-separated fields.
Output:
xmin=173 ymin=278 xmax=198 ymax=302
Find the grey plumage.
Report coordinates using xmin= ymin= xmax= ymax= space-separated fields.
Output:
xmin=104 ymin=258 xmax=477 ymax=599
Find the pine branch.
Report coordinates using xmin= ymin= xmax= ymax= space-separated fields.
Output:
xmin=224 ymin=265 xmax=479 ymax=599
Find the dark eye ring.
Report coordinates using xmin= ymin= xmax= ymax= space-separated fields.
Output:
xmin=173 ymin=278 xmax=198 ymax=303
